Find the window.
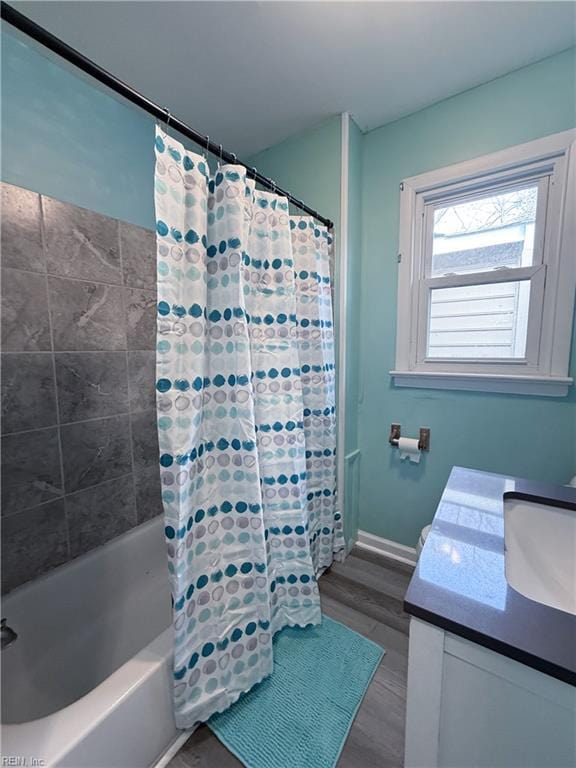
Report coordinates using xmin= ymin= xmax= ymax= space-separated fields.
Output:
xmin=392 ymin=130 xmax=576 ymax=396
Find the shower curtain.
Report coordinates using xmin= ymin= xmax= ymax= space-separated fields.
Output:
xmin=154 ymin=128 xmax=345 ymax=729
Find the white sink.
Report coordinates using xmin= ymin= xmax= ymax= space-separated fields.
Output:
xmin=504 ymin=494 xmax=576 ymax=616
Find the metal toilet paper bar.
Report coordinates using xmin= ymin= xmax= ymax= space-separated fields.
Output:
xmin=388 ymin=424 xmax=430 ymax=452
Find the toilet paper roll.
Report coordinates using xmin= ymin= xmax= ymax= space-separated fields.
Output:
xmin=398 ymin=437 xmax=421 ymax=464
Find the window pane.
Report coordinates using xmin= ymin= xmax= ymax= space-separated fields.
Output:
xmin=431 ymin=186 xmax=538 ymax=277
xmin=427 ymin=280 xmax=530 ymax=359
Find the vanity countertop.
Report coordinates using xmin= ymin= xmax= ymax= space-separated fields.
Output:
xmin=404 ymin=466 xmax=576 ymax=686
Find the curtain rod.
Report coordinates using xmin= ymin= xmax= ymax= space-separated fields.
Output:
xmin=0 ymin=2 xmax=334 ymax=230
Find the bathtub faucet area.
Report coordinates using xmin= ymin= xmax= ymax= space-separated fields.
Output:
xmin=1 ymin=518 xmax=177 ymax=768
xmin=1 ymin=620 xmax=17 ymax=650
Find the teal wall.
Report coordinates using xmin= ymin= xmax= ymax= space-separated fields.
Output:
xmin=1 ymin=28 xmax=205 ymax=227
xmin=248 ymin=115 xmax=341 ymax=230
xmin=1 ymin=29 xmax=155 ymax=227
xmin=359 ymin=48 xmax=576 ymax=547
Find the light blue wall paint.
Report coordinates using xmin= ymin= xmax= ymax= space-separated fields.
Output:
xmin=248 ymin=116 xmax=341 ymax=229
xmin=1 ymin=29 xmax=155 ymax=227
xmin=359 ymin=48 xmax=576 ymax=547
xmin=1 ymin=29 xmax=205 ymax=228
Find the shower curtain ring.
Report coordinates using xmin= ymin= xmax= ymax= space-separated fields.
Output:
xmin=158 ymin=107 xmax=171 ymax=138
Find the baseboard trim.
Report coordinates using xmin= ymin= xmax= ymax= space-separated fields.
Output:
xmin=356 ymin=529 xmax=417 ymax=567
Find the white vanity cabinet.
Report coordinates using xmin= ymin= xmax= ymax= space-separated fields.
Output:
xmin=404 ymin=618 xmax=576 ymax=768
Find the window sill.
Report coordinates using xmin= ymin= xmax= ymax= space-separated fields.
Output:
xmin=390 ymin=370 xmax=573 ymax=397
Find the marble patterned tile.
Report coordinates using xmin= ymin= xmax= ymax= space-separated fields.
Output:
xmin=43 ymin=196 xmax=121 ymax=283
xmin=55 ymin=351 xmax=128 ymax=423
xmin=130 ymin=409 xmax=159 ymax=470
xmin=1 ymin=427 xmax=63 ymax=515
xmin=1 ymin=183 xmax=44 ymax=272
xmin=66 ymin=476 xmax=136 ymax=558
xmin=1 ymin=500 xmax=68 ymax=594
xmin=125 ymin=287 xmax=156 ymax=350
xmin=1 ymin=268 xmax=51 ymax=351
xmin=120 ymin=221 xmax=157 ymax=290
xmin=60 ymin=414 xmax=132 ymax=493
xmin=48 ymin=276 xmax=126 ymax=351
xmin=128 ymin=350 xmax=156 ymax=412
xmin=1 ymin=353 xmax=58 ymax=434
xmin=134 ymin=466 xmax=163 ymax=524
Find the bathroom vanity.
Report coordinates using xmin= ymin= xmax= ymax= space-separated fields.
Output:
xmin=403 ymin=467 xmax=576 ymax=768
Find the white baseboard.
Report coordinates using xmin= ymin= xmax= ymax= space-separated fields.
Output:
xmin=153 ymin=730 xmax=194 ymax=768
xmin=356 ymin=529 xmax=417 ymax=567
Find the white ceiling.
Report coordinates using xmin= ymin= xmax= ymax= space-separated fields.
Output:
xmin=10 ymin=1 xmax=576 ymax=156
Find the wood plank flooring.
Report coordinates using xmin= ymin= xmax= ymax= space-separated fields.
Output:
xmin=168 ymin=547 xmax=413 ymax=768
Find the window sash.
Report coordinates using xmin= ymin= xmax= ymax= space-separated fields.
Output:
xmin=421 ymin=264 xmax=543 ymax=291
xmin=411 ymin=175 xmax=551 ymax=370
xmin=415 ymin=266 xmax=546 ymax=367
xmin=421 ymin=175 xmax=550 ymax=280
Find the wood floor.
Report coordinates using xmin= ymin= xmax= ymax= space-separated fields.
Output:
xmin=168 ymin=547 xmax=413 ymax=768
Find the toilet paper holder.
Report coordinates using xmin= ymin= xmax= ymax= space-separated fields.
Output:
xmin=389 ymin=424 xmax=430 ymax=451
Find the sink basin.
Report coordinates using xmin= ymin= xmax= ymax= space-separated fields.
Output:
xmin=504 ymin=492 xmax=576 ymax=616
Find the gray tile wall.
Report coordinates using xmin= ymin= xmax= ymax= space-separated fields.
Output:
xmin=1 ymin=182 xmax=162 ymax=593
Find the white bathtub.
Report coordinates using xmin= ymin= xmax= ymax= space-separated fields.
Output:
xmin=1 ymin=516 xmax=181 ymax=767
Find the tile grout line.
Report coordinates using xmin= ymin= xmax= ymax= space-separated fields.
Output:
xmin=1 ymin=495 xmax=66 ymax=521
xmin=39 ymin=192 xmax=72 ymax=561
xmin=63 ymin=471 xmax=135 ymax=501
xmin=1 ymin=408 xmax=156 ymax=438
xmin=1 ymin=183 xmax=158 ymax=590
xmin=2 ymin=185 xmax=156 ymax=586
xmin=1 ymin=348 xmax=158 ymax=355
xmin=0 ymin=469 xmax=137 ymax=520
xmin=119 ymin=220 xmax=140 ymax=527
xmin=3 ymin=181 xmax=155 ymax=233
xmin=1 ymin=423 xmax=60 ymax=439
xmin=1 ymin=266 xmax=157 ymax=294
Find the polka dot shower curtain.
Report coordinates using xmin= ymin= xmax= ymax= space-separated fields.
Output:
xmin=154 ymin=127 xmax=345 ymax=729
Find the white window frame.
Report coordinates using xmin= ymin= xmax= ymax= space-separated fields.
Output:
xmin=391 ymin=130 xmax=576 ymax=396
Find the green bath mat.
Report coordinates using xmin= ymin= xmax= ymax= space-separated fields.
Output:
xmin=208 ymin=616 xmax=384 ymax=768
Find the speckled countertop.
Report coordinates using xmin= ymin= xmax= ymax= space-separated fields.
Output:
xmin=404 ymin=466 xmax=576 ymax=686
